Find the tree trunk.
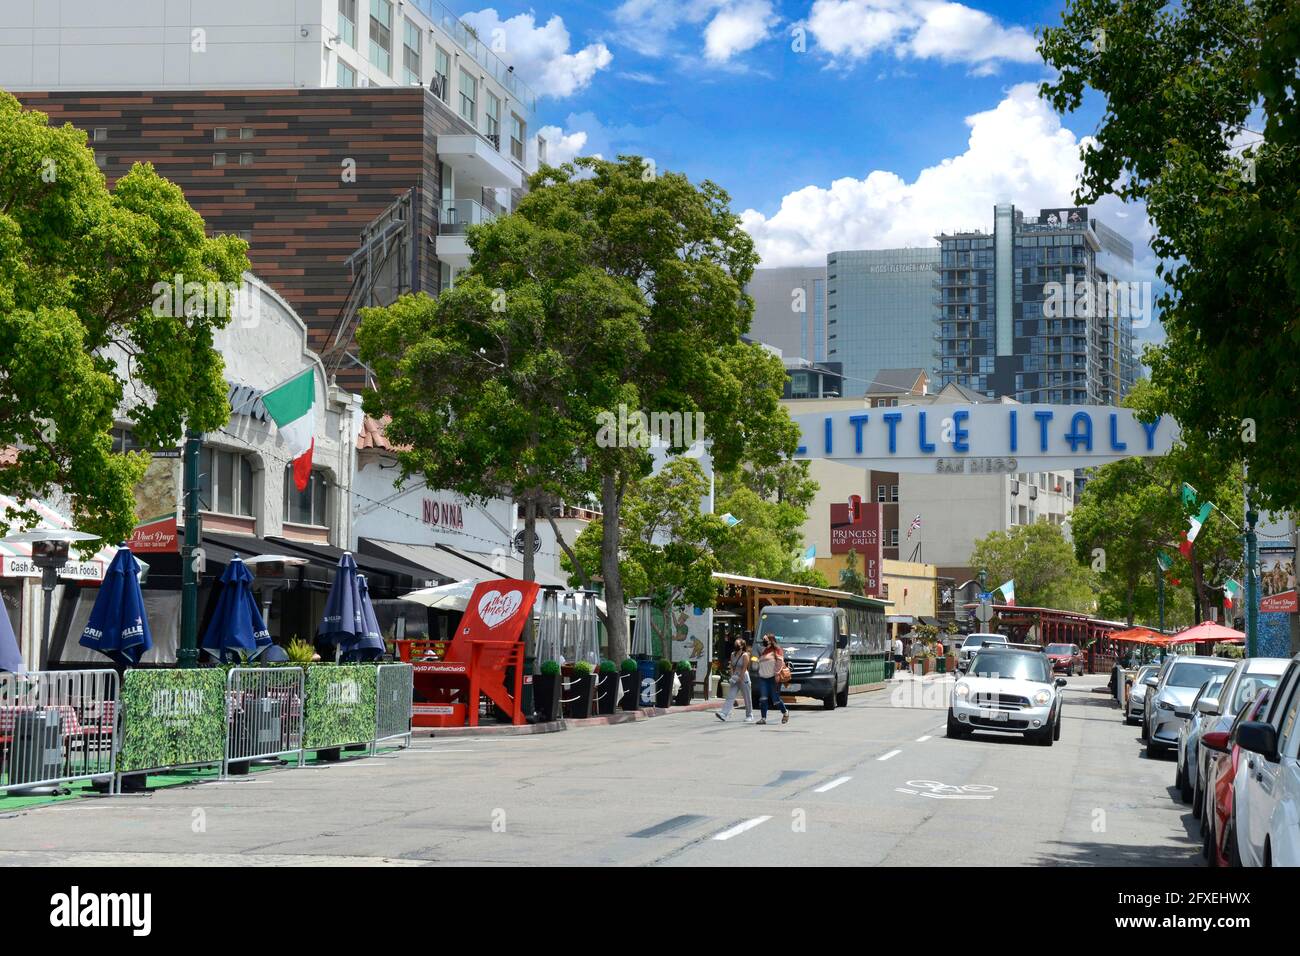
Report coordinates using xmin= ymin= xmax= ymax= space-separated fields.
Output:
xmin=522 ymin=496 xmax=536 ymax=663
xmin=601 ymin=471 xmax=628 ymax=662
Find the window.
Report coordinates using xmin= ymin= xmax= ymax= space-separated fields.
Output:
xmin=94 ymin=153 xmax=107 ymax=170
xmin=199 ymin=447 xmax=255 ymax=517
xmin=213 ymin=152 xmax=227 ymax=167
xmin=338 ymin=62 xmax=357 ymax=88
xmin=485 ymin=91 xmax=500 ymax=145
xmin=238 ymin=152 xmax=254 ymax=166
xmin=890 ymin=484 xmax=899 ymax=503
xmin=877 ymin=484 xmax=886 ymax=503
xmin=285 ymin=467 xmax=329 ymax=526
xmin=110 ymin=428 xmax=145 ymax=454
xmin=510 ymin=112 xmax=525 ymax=162
xmin=338 ymin=0 xmax=357 ymax=48
xmin=369 ymin=0 xmax=392 ymax=75
xmin=239 ymin=128 xmax=255 ymax=140
xmin=459 ymin=67 xmax=477 ymax=123
xmin=92 ymin=127 xmax=108 ymax=142
xmin=402 ymin=19 xmax=421 ymax=85
xmin=889 ymin=529 xmax=899 ymax=548
xmin=433 ymin=46 xmax=450 ymax=100
xmin=213 ymin=127 xmax=228 ymax=141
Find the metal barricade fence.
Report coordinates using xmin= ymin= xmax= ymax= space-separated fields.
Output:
xmin=223 ymin=667 xmax=305 ymax=777
xmin=1 ymin=669 xmax=119 ymax=795
xmin=374 ymin=663 xmax=413 ymax=751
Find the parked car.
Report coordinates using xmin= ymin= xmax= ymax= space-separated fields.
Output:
xmin=1231 ymin=654 xmax=1300 ymax=867
xmin=1184 ymin=656 xmax=1290 ymax=817
xmin=753 ymin=606 xmax=852 ymax=710
xmin=947 ymin=646 xmax=1066 ymax=745
xmin=1044 ymin=642 xmax=1086 ymax=676
xmin=1201 ymin=690 xmax=1273 ymax=867
xmin=956 ymin=633 xmax=1007 ymax=674
xmin=1174 ymin=671 xmax=1230 ymax=804
xmin=1126 ymin=664 xmax=1159 ymax=725
xmin=1143 ymin=655 xmax=1238 ymax=757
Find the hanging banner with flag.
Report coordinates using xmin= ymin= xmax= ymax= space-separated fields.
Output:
xmin=906 ymin=514 xmax=922 ymax=539
xmin=1178 ymin=530 xmax=1193 ymax=558
xmin=997 ymin=579 xmax=1016 ymax=607
xmin=1180 ymin=482 xmax=1199 ymax=509
xmin=1223 ymin=579 xmax=1242 ymax=610
xmin=1186 ymin=501 xmax=1213 ymax=543
xmin=261 ymin=368 xmax=316 ymax=492
xmin=1156 ymin=551 xmax=1173 ymax=572
xmin=800 ymin=545 xmax=816 ymax=570
xmin=720 ymin=513 xmax=741 ymax=527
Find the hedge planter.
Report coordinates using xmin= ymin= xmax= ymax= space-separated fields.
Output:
xmin=532 ymin=672 xmax=563 ymax=723
xmin=596 ymin=673 xmax=620 ymax=715
xmin=654 ymin=673 xmax=673 ymax=709
xmin=620 ymin=674 xmax=639 ymax=711
xmin=564 ymin=674 xmax=596 ymax=719
xmin=673 ymin=670 xmax=694 ymax=706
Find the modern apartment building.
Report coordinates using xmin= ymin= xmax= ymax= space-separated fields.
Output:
xmin=746 ymin=266 xmax=828 ymax=364
xmin=4 ymin=0 xmax=543 ymax=390
xmin=933 ymin=205 xmax=1138 ymax=404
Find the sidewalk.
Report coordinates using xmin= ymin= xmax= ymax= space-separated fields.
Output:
xmin=413 ymin=699 xmax=723 ymax=738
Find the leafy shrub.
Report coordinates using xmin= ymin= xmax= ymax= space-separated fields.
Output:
xmin=621 ymin=658 xmax=639 ymax=674
xmin=675 ymin=659 xmax=694 ymax=673
xmin=286 ymin=638 xmax=315 ymax=663
xmin=598 ymin=659 xmax=617 ymax=674
xmin=540 ymin=660 xmax=561 ymax=676
xmin=656 ymin=657 xmax=672 ymax=675
xmin=574 ymin=660 xmax=594 ymax=675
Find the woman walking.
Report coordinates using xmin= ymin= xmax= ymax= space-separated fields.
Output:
xmin=755 ymin=634 xmax=790 ymax=725
xmin=716 ymin=637 xmax=754 ymax=722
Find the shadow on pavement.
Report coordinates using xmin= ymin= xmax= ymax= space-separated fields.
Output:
xmin=1033 ymin=838 xmax=1202 ymax=867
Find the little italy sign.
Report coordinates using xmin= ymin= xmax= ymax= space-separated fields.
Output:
xmin=792 ymin=403 xmax=1179 ymax=473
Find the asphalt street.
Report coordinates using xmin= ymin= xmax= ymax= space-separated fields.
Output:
xmin=0 ymin=674 xmax=1201 ymax=866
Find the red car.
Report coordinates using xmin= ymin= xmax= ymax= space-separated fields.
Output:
xmin=1044 ymin=643 xmax=1085 ymax=676
xmin=1201 ymin=689 xmax=1273 ymax=867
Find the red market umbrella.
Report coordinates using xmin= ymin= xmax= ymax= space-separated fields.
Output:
xmin=1159 ymin=620 xmax=1245 ymax=645
xmin=1110 ymin=626 xmax=1163 ymax=645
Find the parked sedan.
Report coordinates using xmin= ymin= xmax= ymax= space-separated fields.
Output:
xmin=1232 ymin=655 xmax=1300 ymax=867
xmin=1126 ymin=664 xmax=1159 ymax=725
xmin=1175 ymin=671 xmax=1229 ymax=804
xmin=1185 ymin=656 xmax=1290 ymax=819
xmin=1201 ymin=690 xmax=1273 ymax=867
xmin=1045 ymin=643 xmax=1086 ymax=676
xmin=1144 ymin=656 xmax=1238 ymax=757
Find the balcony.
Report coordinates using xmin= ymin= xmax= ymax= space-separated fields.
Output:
xmin=437 ymin=134 xmax=522 ymax=191
xmin=435 ymin=199 xmax=496 ymax=267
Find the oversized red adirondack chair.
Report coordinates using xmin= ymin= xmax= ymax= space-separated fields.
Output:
xmin=397 ymin=579 xmax=538 ymax=727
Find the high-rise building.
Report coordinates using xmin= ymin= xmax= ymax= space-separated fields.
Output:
xmin=4 ymin=0 xmax=542 ymax=390
xmin=745 ymin=266 xmax=828 ymax=364
xmin=933 ymin=205 xmax=1138 ymax=404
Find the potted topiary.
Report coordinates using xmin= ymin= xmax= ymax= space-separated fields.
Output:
xmin=655 ymin=658 xmax=674 ymax=708
xmin=673 ymin=659 xmax=695 ymax=705
xmin=533 ymin=660 xmax=563 ymax=722
xmin=565 ymin=660 xmax=596 ymax=719
xmin=596 ymin=660 xmax=619 ymax=715
xmin=620 ymin=658 xmax=640 ymax=711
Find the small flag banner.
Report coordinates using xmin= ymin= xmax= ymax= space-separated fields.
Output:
xmin=1156 ymin=551 xmax=1172 ymax=572
xmin=906 ymin=514 xmax=922 ymax=539
xmin=721 ymin=513 xmax=741 ymax=527
xmin=997 ymin=579 xmax=1016 ymax=606
xmin=800 ymin=545 xmax=816 ymax=570
xmin=261 ymin=368 xmax=316 ymax=492
xmin=1180 ymin=482 xmax=1199 ymax=509
xmin=1223 ymin=579 xmax=1242 ymax=609
xmin=1178 ymin=530 xmax=1193 ymax=558
xmin=1187 ymin=501 xmax=1213 ymax=543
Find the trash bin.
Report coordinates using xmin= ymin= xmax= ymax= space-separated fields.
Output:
xmin=10 ymin=709 xmax=63 ymax=787
xmin=885 ymin=659 xmax=896 ymax=679
xmin=935 ymin=657 xmax=946 ymax=674
xmin=637 ymin=659 xmax=657 ymax=707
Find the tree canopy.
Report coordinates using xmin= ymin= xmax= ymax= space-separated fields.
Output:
xmin=712 ymin=459 xmax=827 ymax=587
xmin=969 ymin=522 xmax=1097 ymax=612
xmin=0 ymin=92 xmax=248 ymax=543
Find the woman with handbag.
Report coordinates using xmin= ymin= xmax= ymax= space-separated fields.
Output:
xmin=755 ymin=634 xmax=790 ymax=725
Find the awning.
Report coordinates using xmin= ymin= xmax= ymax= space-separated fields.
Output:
xmin=360 ymin=539 xmax=489 ymax=584
xmin=918 ymin=616 xmax=942 ymax=627
xmin=449 ymin=547 xmax=569 ymax=587
xmin=0 ymin=494 xmax=122 ymax=582
xmin=264 ymin=536 xmax=438 ymax=589
xmin=886 ymin=615 xmax=914 ymax=624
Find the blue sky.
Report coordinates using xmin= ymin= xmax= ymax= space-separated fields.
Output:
xmin=461 ymin=1 xmax=1161 ymax=342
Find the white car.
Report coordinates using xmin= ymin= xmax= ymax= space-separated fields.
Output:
xmin=1125 ymin=664 xmax=1159 ymax=724
xmin=955 ymin=633 xmax=1007 ymax=674
xmin=947 ymin=646 xmax=1066 ymax=746
xmin=1144 ymin=656 xmax=1238 ymax=757
xmin=1232 ymin=655 xmax=1300 ymax=867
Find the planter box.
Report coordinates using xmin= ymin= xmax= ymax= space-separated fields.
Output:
xmin=596 ymin=673 xmax=620 ymax=715
xmin=532 ymin=672 xmax=563 ymax=723
xmin=654 ymin=672 xmax=673 ymax=708
xmin=673 ymin=672 xmax=694 ymax=706
xmin=564 ymin=674 xmax=595 ymax=719
xmin=619 ymin=672 xmax=640 ymax=711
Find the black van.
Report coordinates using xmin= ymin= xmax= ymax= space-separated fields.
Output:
xmin=754 ymin=606 xmax=852 ymax=709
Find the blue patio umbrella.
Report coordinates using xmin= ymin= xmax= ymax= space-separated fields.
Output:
xmin=0 ymin=603 xmax=22 ymax=672
xmin=79 ymin=546 xmax=153 ymax=667
xmin=317 ymin=551 xmax=364 ymax=647
xmin=201 ymin=555 xmax=271 ymax=662
xmin=340 ymin=574 xmax=386 ymax=662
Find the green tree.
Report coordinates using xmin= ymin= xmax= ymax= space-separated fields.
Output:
xmin=839 ymin=548 xmax=866 ymax=596
xmin=1039 ymin=0 xmax=1300 ymax=510
xmin=513 ymin=156 xmax=800 ymax=660
xmin=712 ymin=460 xmax=827 ymax=587
xmin=0 ymin=92 xmax=248 ymax=543
xmin=970 ymin=522 xmax=1096 ymax=612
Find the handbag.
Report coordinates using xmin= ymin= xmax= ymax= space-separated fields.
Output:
xmin=778 ymin=662 xmax=793 ymax=686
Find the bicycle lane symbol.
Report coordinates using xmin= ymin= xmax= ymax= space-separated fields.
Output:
xmin=894 ymin=780 xmax=998 ymax=800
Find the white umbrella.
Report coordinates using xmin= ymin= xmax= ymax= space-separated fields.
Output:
xmin=400 ymin=578 xmax=481 ymax=611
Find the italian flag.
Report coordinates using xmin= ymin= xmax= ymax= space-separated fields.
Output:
xmin=1223 ymin=579 xmax=1242 ymax=610
xmin=262 ymin=369 xmax=316 ymax=492
xmin=997 ymin=579 xmax=1016 ymax=606
xmin=1187 ymin=501 xmax=1213 ymax=543
xmin=1156 ymin=551 xmax=1173 ymax=573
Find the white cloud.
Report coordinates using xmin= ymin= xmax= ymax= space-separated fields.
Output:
xmin=740 ymin=83 xmax=1127 ymax=266
xmin=461 ymin=9 xmax=612 ymax=99
xmin=806 ymin=0 xmax=1038 ymax=72
xmin=613 ymin=0 xmax=778 ymax=63
xmin=538 ymin=125 xmax=595 ymax=166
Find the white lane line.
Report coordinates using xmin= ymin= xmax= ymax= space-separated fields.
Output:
xmin=814 ymin=776 xmax=852 ymax=793
xmin=713 ymin=816 xmax=772 ymax=841
xmin=916 ymin=735 xmax=933 ymax=742
xmin=877 ymin=749 xmax=902 ymax=761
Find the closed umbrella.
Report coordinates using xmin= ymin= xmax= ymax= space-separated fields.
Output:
xmin=340 ymin=574 xmax=386 ymax=662
xmin=201 ymin=556 xmax=271 ymax=662
xmin=0 ymin=603 xmax=22 ymax=672
xmin=317 ymin=552 xmax=364 ymax=647
xmin=399 ymin=578 xmax=481 ymax=612
xmin=78 ymin=546 xmax=153 ymax=666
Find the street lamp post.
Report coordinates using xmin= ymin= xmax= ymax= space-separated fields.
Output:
xmin=178 ymin=429 xmax=203 ymax=669
xmin=1245 ymin=506 xmax=1259 ymax=658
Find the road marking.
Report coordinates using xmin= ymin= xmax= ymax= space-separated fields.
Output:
xmin=877 ymin=749 xmax=902 ymax=761
xmin=916 ymin=735 xmax=932 ymax=742
xmin=894 ymin=780 xmax=997 ymax=800
xmin=814 ymin=776 xmax=852 ymax=793
xmin=713 ymin=816 xmax=772 ymax=841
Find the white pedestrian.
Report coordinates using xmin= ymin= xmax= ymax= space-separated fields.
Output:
xmin=716 ymin=637 xmax=754 ymax=722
